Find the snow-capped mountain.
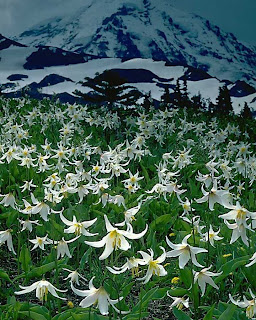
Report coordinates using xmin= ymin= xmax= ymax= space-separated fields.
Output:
xmin=1 ymin=34 xmax=256 ymax=115
xmin=15 ymin=0 xmax=256 ymax=87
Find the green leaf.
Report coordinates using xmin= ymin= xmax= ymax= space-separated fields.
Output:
xmin=19 ymin=311 xmax=48 ymax=320
xmin=125 ymin=287 xmax=166 ymax=320
xmin=203 ymin=303 xmax=216 ymax=320
xmin=172 ymin=307 xmax=192 ymax=320
xmin=19 ymin=244 xmax=32 ymax=273
xmin=6 ymin=210 xmax=18 ymax=227
xmin=180 ymin=268 xmax=193 ymax=288
xmin=218 ymin=304 xmax=236 ymax=320
xmin=26 ymin=261 xmax=57 ymax=279
xmin=121 ymin=281 xmax=134 ymax=298
xmin=140 ymin=162 xmax=150 ymax=183
xmin=80 ymin=247 xmax=92 ymax=269
xmin=150 ymin=214 xmax=172 ymax=231
xmin=166 ymin=288 xmax=188 ymax=297
xmin=15 ymin=260 xmax=65 ymax=281
xmin=0 ymin=269 xmax=12 ymax=283
xmin=215 ymin=256 xmax=250 ymax=284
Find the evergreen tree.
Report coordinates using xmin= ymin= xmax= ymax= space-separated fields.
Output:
xmin=240 ymin=102 xmax=252 ymax=119
xmin=173 ymin=79 xmax=183 ymax=108
xmin=216 ymin=85 xmax=233 ymax=115
xmin=181 ymin=78 xmax=190 ymax=107
xmin=73 ymin=70 xmax=141 ymax=108
xmin=142 ymin=92 xmax=152 ymax=112
xmin=207 ymin=100 xmax=216 ymax=114
xmin=191 ymin=93 xmax=205 ymax=111
xmin=161 ymin=86 xmax=171 ymax=104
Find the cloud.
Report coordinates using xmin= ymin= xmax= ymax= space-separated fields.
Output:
xmin=0 ymin=0 xmax=86 ymax=36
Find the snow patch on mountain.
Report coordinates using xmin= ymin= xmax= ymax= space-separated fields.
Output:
xmin=15 ymin=0 xmax=256 ymax=87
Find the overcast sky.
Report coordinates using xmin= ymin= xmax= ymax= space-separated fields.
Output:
xmin=0 ymin=0 xmax=255 ymax=45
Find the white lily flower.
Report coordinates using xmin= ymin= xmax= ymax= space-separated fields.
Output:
xmin=63 ymin=268 xmax=87 ymax=285
xmin=225 ymin=220 xmax=252 ymax=246
xmin=29 ymin=234 xmax=53 ymax=250
xmin=71 ymin=277 xmax=127 ymax=315
xmin=0 ymin=193 xmax=17 ymax=209
xmin=246 ymin=252 xmax=256 ymax=268
xmin=106 ymin=256 xmax=146 ymax=277
xmin=15 ymin=279 xmax=67 ymax=302
xmin=137 ymin=247 xmax=167 ymax=284
xmin=84 ymin=215 xmax=148 ymax=260
xmin=229 ymin=289 xmax=256 ymax=319
xmin=0 ymin=229 xmax=16 ymax=254
xmin=19 ymin=219 xmax=41 ymax=232
xmin=178 ymin=197 xmax=195 ymax=216
xmin=200 ymin=225 xmax=223 ymax=247
xmin=196 ymin=180 xmax=230 ymax=211
xmin=167 ymin=293 xmax=189 ymax=310
xmin=193 ymin=266 xmax=222 ymax=296
xmin=166 ymin=234 xmax=207 ymax=269
xmin=55 ymin=237 xmax=79 ymax=259
xmin=60 ymin=211 xmax=97 ymax=236
xmin=20 ymin=180 xmax=37 ymax=192
xmin=219 ymin=201 xmax=256 ymax=227
xmin=115 ymin=204 xmax=141 ymax=227
xmin=31 ymin=194 xmax=51 ymax=221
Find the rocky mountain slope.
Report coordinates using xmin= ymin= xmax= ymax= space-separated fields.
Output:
xmin=14 ymin=0 xmax=256 ymax=86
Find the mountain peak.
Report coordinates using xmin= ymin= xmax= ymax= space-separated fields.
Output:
xmin=14 ymin=0 xmax=256 ymax=86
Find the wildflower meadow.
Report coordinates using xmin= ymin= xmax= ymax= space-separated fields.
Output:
xmin=0 ymin=97 xmax=255 ymax=320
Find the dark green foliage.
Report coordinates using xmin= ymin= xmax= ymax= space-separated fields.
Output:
xmin=161 ymin=87 xmax=172 ymax=104
xmin=215 ymin=85 xmax=233 ymax=115
xmin=73 ymin=70 xmax=141 ymax=107
xmin=240 ymin=101 xmax=253 ymax=119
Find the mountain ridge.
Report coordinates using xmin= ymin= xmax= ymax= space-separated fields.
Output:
xmin=14 ymin=0 xmax=256 ymax=87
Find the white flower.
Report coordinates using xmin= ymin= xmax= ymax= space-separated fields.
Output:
xmin=15 ymin=279 xmax=67 ymax=302
xmin=246 ymin=252 xmax=256 ymax=268
xmin=193 ymin=266 xmax=222 ymax=296
xmin=63 ymin=268 xmax=87 ymax=285
xmin=0 ymin=193 xmax=17 ymax=209
xmin=225 ymin=220 xmax=251 ymax=247
xmin=29 ymin=235 xmax=53 ymax=251
xmin=71 ymin=277 xmax=126 ymax=315
xmin=229 ymin=289 xmax=256 ymax=319
xmin=55 ymin=237 xmax=79 ymax=259
xmin=167 ymin=293 xmax=189 ymax=310
xmin=166 ymin=234 xmax=207 ymax=269
xmin=200 ymin=225 xmax=223 ymax=247
xmin=84 ymin=215 xmax=148 ymax=260
xmin=122 ymin=171 xmax=144 ymax=187
xmin=219 ymin=201 xmax=256 ymax=227
xmin=60 ymin=211 xmax=97 ymax=236
xmin=106 ymin=256 xmax=146 ymax=277
xmin=115 ymin=204 xmax=141 ymax=227
xmin=0 ymin=229 xmax=16 ymax=254
xmin=196 ymin=180 xmax=230 ymax=211
xmin=20 ymin=180 xmax=37 ymax=192
xmin=31 ymin=194 xmax=51 ymax=221
xmin=178 ymin=197 xmax=194 ymax=216
xmin=137 ymin=247 xmax=167 ymax=284
xmin=19 ymin=219 xmax=41 ymax=232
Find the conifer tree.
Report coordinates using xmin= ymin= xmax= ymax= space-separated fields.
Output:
xmin=74 ymin=70 xmax=141 ymax=108
xmin=161 ymin=87 xmax=171 ymax=104
xmin=181 ymin=78 xmax=190 ymax=107
xmin=142 ymin=92 xmax=152 ymax=112
xmin=240 ymin=102 xmax=252 ymax=119
xmin=216 ymin=85 xmax=233 ymax=115
xmin=191 ymin=93 xmax=205 ymax=111
xmin=173 ymin=79 xmax=183 ymax=108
